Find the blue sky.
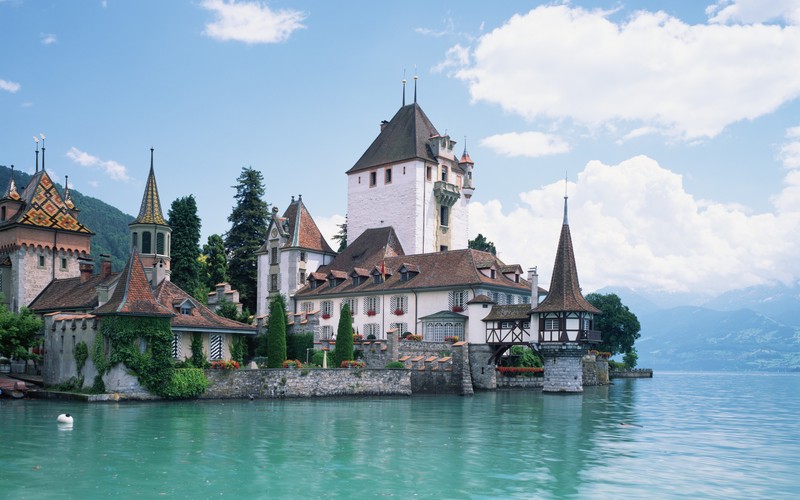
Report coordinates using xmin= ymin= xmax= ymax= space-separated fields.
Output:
xmin=2 ymin=0 xmax=799 ymax=297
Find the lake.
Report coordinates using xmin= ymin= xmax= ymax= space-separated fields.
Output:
xmin=1 ymin=372 xmax=799 ymax=498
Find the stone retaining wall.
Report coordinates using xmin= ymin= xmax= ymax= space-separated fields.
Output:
xmin=497 ymin=376 xmax=544 ymax=389
xmin=201 ymin=368 xmax=411 ymax=399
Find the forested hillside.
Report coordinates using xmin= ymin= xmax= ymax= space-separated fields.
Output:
xmin=0 ymin=165 xmax=132 ymax=272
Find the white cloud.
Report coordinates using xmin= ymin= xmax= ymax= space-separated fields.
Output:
xmin=707 ymin=0 xmax=800 ymax=25
xmin=480 ymin=131 xmax=569 ymax=157
xmin=200 ymin=0 xmax=306 ymax=44
xmin=470 ymin=155 xmax=800 ymax=295
xmin=448 ymin=5 xmax=800 ymax=140
xmin=432 ymin=44 xmax=469 ymax=74
xmin=314 ymin=213 xmax=346 ymax=250
xmin=40 ymin=33 xmax=57 ymax=45
xmin=0 ymin=79 xmax=20 ymax=93
xmin=66 ymin=147 xmax=131 ymax=181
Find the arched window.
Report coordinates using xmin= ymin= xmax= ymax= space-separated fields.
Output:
xmin=132 ymin=232 xmax=138 ymax=250
xmin=156 ymin=233 xmax=165 ymax=255
xmin=142 ymin=232 xmax=152 ymax=253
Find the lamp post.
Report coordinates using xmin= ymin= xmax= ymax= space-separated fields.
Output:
xmin=306 ymin=348 xmax=313 ymax=365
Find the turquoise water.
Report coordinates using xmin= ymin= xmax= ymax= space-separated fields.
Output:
xmin=1 ymin=372 xmax=799 ymax=499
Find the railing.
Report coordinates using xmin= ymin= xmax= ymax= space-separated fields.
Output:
xmin=433 ymin=181 xmax=461 ymax=207
xmin=537 ymin=329 xmax=601 ymax=343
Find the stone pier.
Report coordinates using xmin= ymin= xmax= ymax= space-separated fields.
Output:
xmin=541 ymin=344 xmax=586 ymax=393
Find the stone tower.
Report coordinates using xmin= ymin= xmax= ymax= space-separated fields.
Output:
xmin=346 ymin=101 xmax=473 ymax=255
xmin=531 ymin=194 xmax=601 ymax=393
xmin=0 ymin=146 xmax=93 ymax=311
xmin=128 ymin=149 xmax=171 ymax=286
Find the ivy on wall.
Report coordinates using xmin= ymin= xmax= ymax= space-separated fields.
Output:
xmin=91 ymin=316 xmax=207 ymax=398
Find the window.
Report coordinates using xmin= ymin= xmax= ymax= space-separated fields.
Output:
xmin=424 ymin=321 xmax=464 ymax=342
xmin=132 ymin=232 xmax=138 ymax=249
xmin=439 ymin=245 xmax=448 ymax=252
xmin=171 ymin=333 xmax=182 ymax=359
xmin=142 ymin=232 xmax=152 ymax=253
xmin=299 ymin=270 xmax=306 ymax=284
xmin=271 ymin=247 xmax=279 ymax=265
xmin=364 ymin=323 xmax=381 ymax=338
xmin=506 ymin=294 xmax=513 ymax=305
xmin=490 ymin=269 xmax=496 ymax=279
xmin=321 ymin=325 xmax=333 ymax=338
xmin=210 ymin=335 xmax=223 ymax=361
xmin=449 ymin=290 xmax=467 ymax=312
xmin=1 ymin=206 xmax=5 ymax=221
xmin=300 ymin=251 xmax=306 ymax=262
xmin=390 ymin=322 xmax=407 ymax=336
xmin=441 ymin=166 xmax=448 ymax=182
xmin=440 ymin=206 xmax=449 ymax=226
xmin=400 ymin=270 xmax=411 ymax=282
xmin=501 ymin=321 xmax=513 ymax=329
xmin=544 ymin=318 xmax=560 ymax=330
xmin=426 ymin=166 xmax=432 ymax=181
xmin=342 ymin=298 xmax=358 ymax=315
xmin=38 ymin=255 xmax=45 ymax=268
xmin=390 ymin=295 xmax=407 ymax=315
xmin=180 ymin=303 xmax=193 ymax=315
xmin=60 ymin=257 xmax=67 ymax=270
xmin=364 ymin=296 xmax=380 ymax=315
xmin=270 ymin=274 xmax=278 ymax=291
xmin=373 ymin=273 xmax=384 ymax=285
xmin=321 ymin=300 xmax=333 ymax=317
xmin=370 ymin=171 xmax=377 ymax=186
xmin=353 ymin=275 xmax=365 ymax=286
xmin=156 ymin=233 xmax=165 ymax=254
xmin=385 ymin=168 xmax=392 ymax=184
xmin=302 ymin=302 xmax=314 ymax=314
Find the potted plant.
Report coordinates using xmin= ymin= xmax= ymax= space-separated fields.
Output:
xmin=282 ymin=359 xmax=302 ymax=369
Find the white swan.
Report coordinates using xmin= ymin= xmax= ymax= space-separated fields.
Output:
xmin=57 ymin=413 xmax=73 ymax=424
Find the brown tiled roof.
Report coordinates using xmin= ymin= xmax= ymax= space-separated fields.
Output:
xmin=29 ymin=272 xmax=120 ymax=313
xmin=482 ymin=304 xmax=532 ymax=321
xmin=316 ymin=226 xmax=404 ymax=277
xmin=500 ymin=264 xmax=523 ymax=275
xmin=532 ymin=203 xmax=600 ymax=314
xmin=399 ymin=263 xmax=419 ymax=273
xmin=328 ymin=270 xmax=348 ymax=280
xmin=297 ymin=246 xmax=530 ymax=298
xmin=467 ymin=294 xmax=495 ymax=304
xmin=154 ymin=280 xmax=256 ymax=334
xmin=347 ymin=103 xmax=439 ymax=174
xmin=94 ymin=251 xmax=174 ymax=317
xmin=283 ymin=197 xmax=335 ymax=253
xmin=350 ymin=267 xmax=370 ymax=277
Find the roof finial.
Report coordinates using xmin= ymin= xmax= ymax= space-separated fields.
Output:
xmin=150 ymin=147 xmax=154 ymax=170
xmin=291 ymin=195 xmax=295 ymax=203
xmin=563 ymin=171 xmax=569 ymax=225
xmin=463 ymin=135 xmax=468 ymax=156
xmin=413 ymin=69 xmax=418 ymax=104
xmin=40 ymin=133 xmax=46 ymax=171
xmin=298 ymin=193 xmax=302 ymax=201
xmin=402 ymin=69 xmax=407 ymax=107
xmin=33 ymin=136 xmax=39 ymax=173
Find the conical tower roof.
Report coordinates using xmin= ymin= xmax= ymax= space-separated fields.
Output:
xmin=532 ymin=197 xmax=600 ymax=314
xmin=131 ymin=149 xmax=166 ymax=225
xmin=2 ymin=166 xmax=21 ymax=201
xmin=283 ymin=196 xmax=335 ymax=253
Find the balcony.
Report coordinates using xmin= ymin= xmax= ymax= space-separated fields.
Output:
xmin=433 ymin=181 xmax=460 ymax=207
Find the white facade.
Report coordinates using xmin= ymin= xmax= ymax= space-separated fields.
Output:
xmin=347 ymin=137 xmax=471 ymax=255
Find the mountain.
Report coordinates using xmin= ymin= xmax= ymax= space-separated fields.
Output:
xmin=702 ymin=282 xmax=800 ymax=329
xmin=0 ymin=165 xmax=133 ymax=272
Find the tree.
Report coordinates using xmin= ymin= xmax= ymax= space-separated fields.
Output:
xmin=202 ymin=234 xmax=229 ymax=290
xmin=333 ymin=303 xmax=354 ymax=367
xmin=332 ymin=215 xmax=347 ymax=253
xmin=623 ymin=347 xmax=639 ymax=369
xmin=266 ymin=294 xmax=287 ymax=368
xmin=225 ymin=167 xmax=269 ymax=312
xmin=585 ymin=293 xmax=641 ymax=356
xmin=468 ymin=233 xmax=497 ymax=255
xmin=0 ymin=305 xmax=43 ymax=360
xmin=168 ymin=195 xmax=202 ymax=294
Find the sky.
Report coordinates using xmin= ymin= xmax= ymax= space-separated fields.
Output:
xmin=1 ymin=0 xmax=799 ymax=299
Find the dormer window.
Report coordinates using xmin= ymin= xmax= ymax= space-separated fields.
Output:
xmin=177 ymin=299 xmax=195 ymax=315
xmin=491 ymin=269 xmax=496 ymax=279
xmin=373 ymin=273 xmax=383 ymax=285
xmin=1 ymin=206 xmax=5 ymax=221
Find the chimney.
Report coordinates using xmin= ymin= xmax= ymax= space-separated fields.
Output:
xmin=100 ymin=254 xmax=112 ymax=278
xmin=380 ymin=120 xmax=389 ymax=132
xmin=528 ymin=267 xmax=539 ymax=306
xmin=79 ymin=258 xmax=94 ymax=283
xmin=152 ymin=258 xmax=166 ymax=288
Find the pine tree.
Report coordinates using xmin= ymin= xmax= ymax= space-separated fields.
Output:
xmin=266 ymin=294 xmax=287 ymax=368
xmin=202 ymin=233 xmax=229 ymax=289
xmin=332 ymin=214 xmax=348 ymax=253
xmin=168 ymin=195 xmax=202 ymax=293
xmin=468 ymin=233 xmax=497 ymax=255
xmin=225 ymin=167 xmax=269 ymax=312
xmin=333 ymin=303 xmax=354 ymax=367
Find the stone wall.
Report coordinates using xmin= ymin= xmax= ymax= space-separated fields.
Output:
xmin=201 ymin=367 xmax=411 ymax=399
xmin=497 ymin=375 xmax=544 ymax=389
xmin=541 ymin=344 xmax=585 ymax=393
xmin=583 ymin=355 xmax=609 ymax=386
xmin=467 ymin=344 xmax=496 ymax=390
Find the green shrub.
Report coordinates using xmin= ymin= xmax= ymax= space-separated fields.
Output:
xmin=310 ymin=350 xmax=328 ymax=367
xmin=190 ymin=333 xmax=210 ymax=368
xmin=385 ymin=361 xmax=406 ymax=369
xmin=74 ymin=341 xmax=89 ymax=373
xmin=163 ymin=368 xmax=209 ymax=399
xmin=287 ymin=332 xmax=313 ymax=361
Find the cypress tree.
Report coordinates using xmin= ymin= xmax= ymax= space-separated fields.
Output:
xmin=168 ymin=195 xmax=202 ymax=293
xmin=333 ymin=303 xmax=354 ymax=367
xmin=266 ymin=294 xmax=287 ymax=368
xmin=225 ymin=167 xmax=269 ymax=313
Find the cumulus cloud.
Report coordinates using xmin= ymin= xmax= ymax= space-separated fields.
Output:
xmin=707 ymin=0 xmax=800 ymax=25
xmin=481 ymin=131 xmax=570 ymax=157
xmin=40 ymin=33 xmax=57 ymax=45
xmin=66 ymin=147 xmax=130 ymax=181
xmin=470 ymin=155 xmax=800 ymax=295
xmin=448 ymin=5 xmax=800 ymax=140
xmin=200 ymin=0 xmax=307 ymax=44
xmin=314 ymin=213 xmax=346 ymax=250
xmin=0 ymin=79 xmax=20 ymax=93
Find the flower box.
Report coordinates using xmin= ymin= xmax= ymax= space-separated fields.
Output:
xmin=393 ymin=308 xmax=405 ymax=316
xmin=282 ymin=359 xmax=303 ymax=369
xmin=451 ymin=306 xmax=464 ymax=313
xmin=211 ymin=360 xmax=240 ymax=370
xmin=403 ymin=334 xmax=423 ymax=342
xmin=496 ymin=366 xmax=544 ymax=377
xmin=353 ymin=334 xmax=364 ymax=341
xmin=321 ymin=313 xmax=331 ymax=320
xmin=366 ymin=310 xmax=377 ymax=317
xmin=340 ymin=360 xmax=365 ymax=369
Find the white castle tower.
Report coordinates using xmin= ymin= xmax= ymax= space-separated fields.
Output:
xmin=346 ymin=99 xmax=475 ymax=254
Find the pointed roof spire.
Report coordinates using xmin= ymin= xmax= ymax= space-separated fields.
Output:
xmin=3 ymin=165 xmax=20 ymax=201
xmin=132 ymin=148 xmax=167 ymax=225
xmin=34 ymin=136 xmax=39 ymax=173
xmin=64 ymin=175 xmax=75 ymax=210
xmin=413 ymin=72 xmax=418 ymax=104
xmin=40 ymin=133 xmax=46 ymax=172
xmin=460 ymin=136 xmax=473 ymax=164
xmin=563 ymin=173 xmax=569 ymax=225
xmin=402 ymin=69 xmax=407 ymax=107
